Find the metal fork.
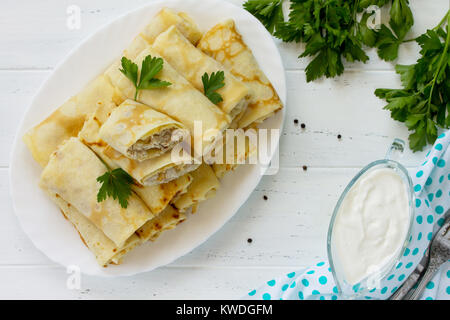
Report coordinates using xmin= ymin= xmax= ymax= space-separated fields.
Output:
xmin=407 ymin=215 xmax=450 ymax=300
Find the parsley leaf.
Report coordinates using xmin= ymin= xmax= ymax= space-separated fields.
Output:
xmin=119 ymin=55 xmax=171 ymax=100
xmin=375 ymin=25 xmax=402 ymax=61
xmin=243 ymin=0 xmax=284 ymax=34
xmin=375 ymin=11 xmax=450 ymax=152
xmin=97 ymin=168 xmax=134 ymax=209
xmin=389 ymin=0 xmax=414 ymax=40
xmin=119 ymin=57 xmax=138 ymax=87
xmin=202 ymin=71 xmax=225 ymax=104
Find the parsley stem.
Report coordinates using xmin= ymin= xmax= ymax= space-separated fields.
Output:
xmin=402 ymin=10 xmax=449 ymax=44
xmin=427 ymin=12 xmax=450 ymax=111
xmin=434 ymin=10 xmax=449 ymax=31
xmin=134 ymin=89 xmax=138 ymax=101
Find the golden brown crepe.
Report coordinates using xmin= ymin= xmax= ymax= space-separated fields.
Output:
xmin=105 ymin=47 xmax=231 ymax=156
xmin=119 ymin=9 xmax=202 ymax=70
xmin=51 ymin=193 xmax=141 ymax=266
xmin=40 ymin=138 xmax=154 ymax=248
xmin=197 ymin=19 xmax=283 ymax=128
xmin=141 ymin=8 xmax=202 ymax=45
xmin=137 ymin=205 xmax=187 ymax=242
xmin=79 ymin=95 xmax=198 ymax=187
xmin=99 ymin=99 xmax=188 ymax=161
xmin=152 ymin=26 xmax=250 ymax=121
xmin=172 ymin=163 xmax=220 ymax=213
xmin=23 ymin=76 xmax=123 ymax=167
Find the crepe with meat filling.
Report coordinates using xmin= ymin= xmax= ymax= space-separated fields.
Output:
xmin=153 ymin=26 xmax=250 ymax=122
xmin=40 ymin=138 xmax=154 ymax=248
xmin=79 ymin=96 xmax=198 ymax=187
xmin=99 ymin=99 xmax=188 ymax=161
xmin=197 ymin=19 xmax=283 ymax=128
xmin=105 ymin=47 xmax=231 ymax=157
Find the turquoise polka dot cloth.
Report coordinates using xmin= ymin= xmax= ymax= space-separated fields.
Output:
xmin=246 ymin=131 xmax=450 ymax=300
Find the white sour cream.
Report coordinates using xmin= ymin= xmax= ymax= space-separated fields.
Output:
xmin=332 ymin=168 xmax=410 ymax=285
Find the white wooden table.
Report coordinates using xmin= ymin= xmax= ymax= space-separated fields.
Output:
xmin=0 ymin=0 xmax=446 ymax=299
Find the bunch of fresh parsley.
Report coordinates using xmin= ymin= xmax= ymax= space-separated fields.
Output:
xmin=244 ymin=0 xmax=414 ymax=82
xmin=375 ymin=12 xmax=450 ymax=151
xmin=120 ymin=55 xmax=172 ymax=100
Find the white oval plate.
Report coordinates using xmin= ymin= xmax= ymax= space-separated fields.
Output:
xmin=10 ymin=0 xmax=286 ymax=276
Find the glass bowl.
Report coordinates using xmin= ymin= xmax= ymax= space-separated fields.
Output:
xmin=327 ymin=139 xmax=415 ymax=298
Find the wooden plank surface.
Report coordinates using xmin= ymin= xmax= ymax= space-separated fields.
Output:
xmin=0 ymin=0 xmax=447 ymax=299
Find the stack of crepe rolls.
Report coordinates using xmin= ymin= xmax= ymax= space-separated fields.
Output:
xmin=23 ymin=8 xmax=283 ymax=267
xmin=152 ymin=26 xmax=250 ymax=123
xmin=22 ymin=9 xmax=204 ymax=266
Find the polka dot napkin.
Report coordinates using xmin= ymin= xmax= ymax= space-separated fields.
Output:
xmin=245 ymin=131 xmax=450 ymax=300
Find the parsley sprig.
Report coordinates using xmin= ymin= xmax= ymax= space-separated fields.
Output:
xmin=97 ymin=168 xmax=134 ymax=209
xmin=202 ymin=71 xmax=225 ymax=104
xmin=120 ymin=55 xmax=172 ymax=100
xmin=375 ymin=11 xmax=450 ymax=152
xmin=244 ymin=0 xmax=414 ymax=82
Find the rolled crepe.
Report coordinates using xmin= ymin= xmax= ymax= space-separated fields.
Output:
xmin=104 ymin=47 xmax=231 ymax=156
xmin=153 ymin=26 xmax=250 ymax=122
xmin=50 ymin=193 xmax=141 ymax=266
xmin=141 ymin=8 xmax=202 ymax=45
xmin=197 ymin=19 xmax=283 ymax=128
xmin=99 ymin=99 xmax=188 ymax=161
xmin=78 ymin=96 xmax=194 ymax=214
xmin=172 ymin=163 xmax=220 ymax=213
xmin=119 ymin=9 xmax=201 ymax=65
xmin=137 ymin=205 xmax=186 ymax=242
xmin=79 ymin=98 xmax=198 ymax=186
xmin=23 ymin=76 xmax=123 ymax=167
xmin=40 ymin=138 xmax=154 ymax=248
xmin=133 ymin=173 xmax=192 ymax=215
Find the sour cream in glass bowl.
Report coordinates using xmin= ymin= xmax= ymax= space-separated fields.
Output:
xmin=327 ymin=139 xmax=415 ymax=298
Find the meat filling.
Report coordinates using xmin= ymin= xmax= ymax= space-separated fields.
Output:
xmin=127 ymin=128 xmax=183 ymax=161
xmin=143 ymin=163 xmax=199 ymax=186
